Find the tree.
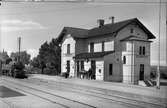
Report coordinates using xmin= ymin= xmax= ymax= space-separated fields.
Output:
xmin=36 ymin=38 xmax=61 ymax=75
xmin=38 ymin=41 xmax=50 ymax=63
xmin=10 ymin=51 xmax=31 ymax=65
xmin=30 ymin=56 xmax=40 ymax=68
xmin=0 ymin=51 xmax=10 ymax=63
xmin=48 ymin=38 xmax=61 ymax=74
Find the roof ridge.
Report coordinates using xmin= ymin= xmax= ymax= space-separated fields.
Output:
xmin=89 ymin=18 xmax=137 ymax=30
xmin=64 ymin=26 xmax=88 ymax=31
xmin=105 ymin=17 xmax=137 ymax=26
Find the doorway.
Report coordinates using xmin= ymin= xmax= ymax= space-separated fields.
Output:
xmin=139 ymin=64 xmax=144 ymax=80
xmin=76 ymin=61 xmax=79 ymax=77
xmin=66 ymin=60 xmax=70 ymax=74
xmin=91 ymin=60 xmax=96 ymax=79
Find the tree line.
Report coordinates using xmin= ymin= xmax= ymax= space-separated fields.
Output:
xmin=30 ymin=38 xmax=61 ymax=75
xmin=0 ymin=38 xmax=61 ymax=75
xmin=0 ymin=51 xmax=30 ymax=65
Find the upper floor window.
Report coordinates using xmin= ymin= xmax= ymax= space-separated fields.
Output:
xmin=104 ymin=41 xmax=114 ymax=51
xmin=139 ymin=46 xmax=142 ymax=55
xmin=143 ymin=46 xmax=145 ymax=55
xmin=67 ymin=44 xmax=70 ymax=54
xmin=90 ymin=42 xmax=94 ymax=53
xmin=139 ymin=46 xmax=146 ymax=55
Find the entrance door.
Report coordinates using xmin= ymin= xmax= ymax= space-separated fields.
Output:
xmin=66 ymin=61 xmax=70 ymax=74
xmin=91 ymin=60 xmax=96 ymax=79
xmin=76 ymin=61 xmax=79 ymax=77
xmin=139 ymin=64 xmax=144 ymax=80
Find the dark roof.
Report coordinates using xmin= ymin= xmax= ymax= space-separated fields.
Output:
xmin=63 ymin=27 xmax=88 ymax=38
xmin=74 ymin=51 xmax=115 ymax=59
xmin=120 ymin=35 xmax=152 ymax=42
xmin=57 ymin=27 xmax=88 ymax=42
xmin=58 ymin=18 xmax=155 ymax=42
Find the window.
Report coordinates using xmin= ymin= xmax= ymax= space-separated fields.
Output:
xmin=104 ymin=41 xmax=114 ymax=51
xmin=81 ymin=61 xmax=84 ymax=71
xmin=143 ymin=46 xmax=145 ymax=55
xmin=123 ymin=56 xmax=126 ymax=64
xmin=130 ymin=28 xmax=134 ymax=33
xmin=90 ymin=42 xmax=94 ymax=53
xmin=67 ymin=44 xmax=70 ymax=54
xmin=139 ymin=46 xmax=142 ymax=55
xmin=139 ymin=46 xmax=146 ymax=55
xmin=102 ymin=41 xmax=104 ymax=52
xmin=109 ymin=64 xmax=113 ymax=75
xmin=94 ymin=43 xmax=102 ymax=52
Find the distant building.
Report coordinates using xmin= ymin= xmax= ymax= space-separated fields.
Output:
xmin=58 ymin=18 xmax=155 ymax=84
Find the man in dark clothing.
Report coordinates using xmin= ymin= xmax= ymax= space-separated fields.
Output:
xmin=88 ymin=68 xmax=92 ymax=80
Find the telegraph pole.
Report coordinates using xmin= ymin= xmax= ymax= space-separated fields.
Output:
xmin=166 ymin=0 xmax=167 ymax=68
xmin=156 ymin=0 xmax=162 ymax=89
xmin=18 ymin=37 xmax=21 ymax=62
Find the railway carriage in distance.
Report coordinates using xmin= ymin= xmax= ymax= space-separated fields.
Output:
xmin=1 ymin=59 xmax=27 ymax=78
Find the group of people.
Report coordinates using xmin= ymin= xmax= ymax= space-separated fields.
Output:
xmin=80 ymin=68 xmax=95 ymax=80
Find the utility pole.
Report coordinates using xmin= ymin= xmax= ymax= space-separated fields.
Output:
xmin=18 ymin=37 xmax=21 ymax=62
xmin=166 ymin=0 xmax=167 ymax=67
xmin=156 ymin=0 xmax=162 ymax=89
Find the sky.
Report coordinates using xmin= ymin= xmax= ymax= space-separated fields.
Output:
xmin=0 ymin=0 xmax=166 ymax=66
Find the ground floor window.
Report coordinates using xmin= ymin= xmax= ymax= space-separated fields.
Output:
xmin=109 ymin=64 xmax=113 ymax=75
xmin=123 ymin=56 xmax=126 ymax=64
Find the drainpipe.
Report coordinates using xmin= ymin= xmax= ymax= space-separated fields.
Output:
xmin=131 ymin=41 xmax=135 ymax=84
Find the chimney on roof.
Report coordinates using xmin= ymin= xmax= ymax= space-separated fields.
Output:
xmin=97 ymin=19 xmax=104 ymax=28
xmin=109 ymin=16 xmax=115 ymax=24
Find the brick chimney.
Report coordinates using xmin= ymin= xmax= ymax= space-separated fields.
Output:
xmin=109 ymin=16 xmax=115 ymax=24
xmin=97 ymin=19 xmax=104 ymax=28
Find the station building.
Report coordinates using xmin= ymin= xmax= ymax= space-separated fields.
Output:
xmin=58 ymin=18 xmax=155 ymax=84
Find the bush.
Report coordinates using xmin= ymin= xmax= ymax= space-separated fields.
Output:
xmin=28 ymin=67 xmax=41 ymax=74
xmin=43 ymin=68 xmax=58 ymax=75
xmin=150 ymin=70 xmax=156 ymax=79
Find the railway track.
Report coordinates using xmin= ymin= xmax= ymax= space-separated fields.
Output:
xmin=2 ymin=77 xmax=167 ymax=108
xmin=2 ymin=79 xmax=96 ymax=108
xmin=24 ymin=78 xmax=167 ymax=108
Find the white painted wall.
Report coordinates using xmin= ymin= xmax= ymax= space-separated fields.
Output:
xmin=126 ymin=42 xmax=132 ymax=51
xmin=61 ymin=34 xmax=76 ymax=77
xmin=62 ymin=35 xmax=75 ymax=54
xmin=84 ymin=61 xmax=91 ymax=71
xmin=122 ymin=40 xmax=151 ymax=84
xmin=122 ymin=41 xmax=136 ymax=84
xmin=96 ymin=61 xmax=104 ymax=80
xmin=88 ymin=44 xmax=90 ymax=52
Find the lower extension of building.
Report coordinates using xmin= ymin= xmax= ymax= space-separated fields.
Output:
xmin=58 ymin=17 xmax=155 ymax=85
